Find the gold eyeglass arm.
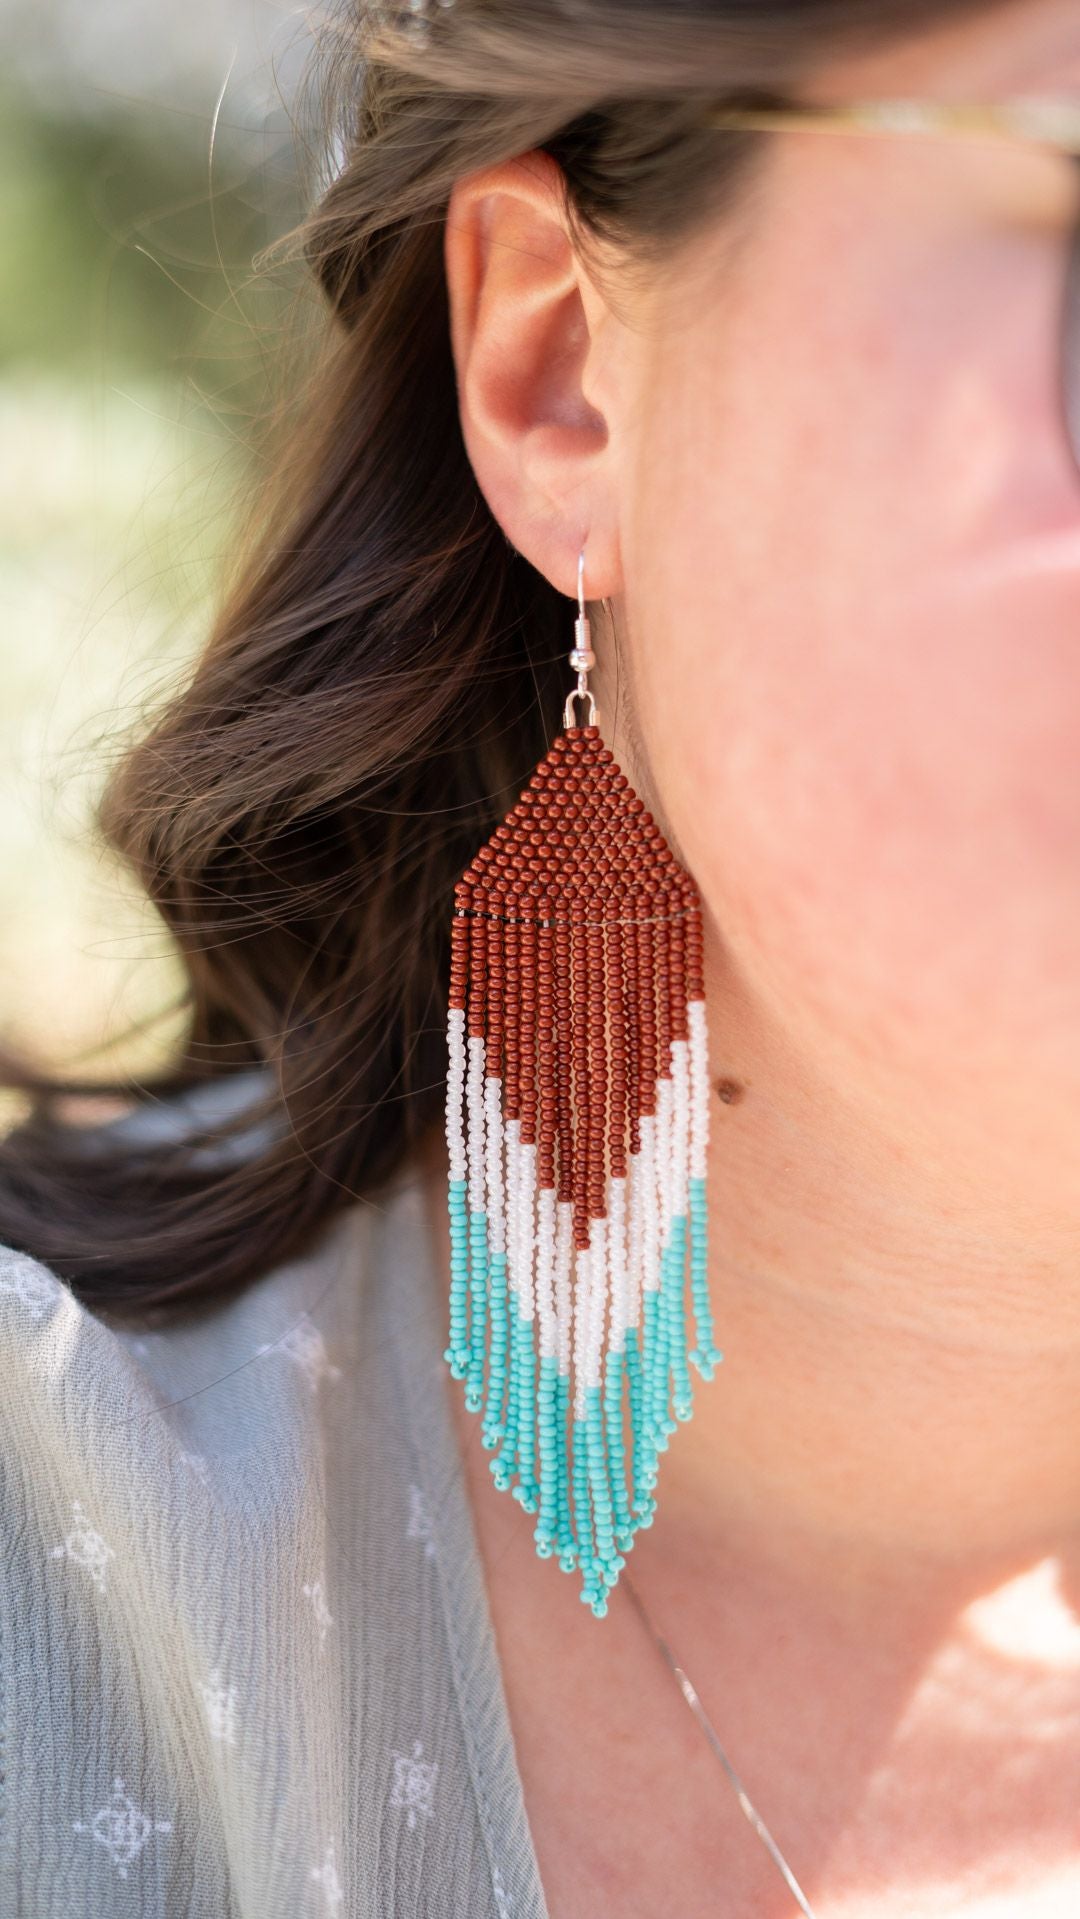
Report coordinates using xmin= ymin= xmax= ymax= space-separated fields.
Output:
xmin=702 ymin=96 xmax=1080 ymax=157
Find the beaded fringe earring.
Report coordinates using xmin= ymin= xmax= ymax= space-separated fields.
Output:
xmin=444 ymin=546 xmax=722 ymax=1618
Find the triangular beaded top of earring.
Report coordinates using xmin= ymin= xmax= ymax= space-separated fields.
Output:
xmin=444 ymin=557 xmax=722 ymax=1618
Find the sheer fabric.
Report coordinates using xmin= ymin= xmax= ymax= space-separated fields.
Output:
xmin=0 ymin=1104 xmax=550 ymax=1917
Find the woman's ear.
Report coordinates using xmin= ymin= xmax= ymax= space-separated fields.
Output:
xmin=443 ymin=148 xmax=624 ymax=600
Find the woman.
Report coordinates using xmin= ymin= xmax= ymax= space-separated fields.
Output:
xmin=3 ymin=0 xmax=1080 ymax=1910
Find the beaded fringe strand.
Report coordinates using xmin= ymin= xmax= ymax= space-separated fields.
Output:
xmin=445 ymin=723 xmax=722 ymax=1617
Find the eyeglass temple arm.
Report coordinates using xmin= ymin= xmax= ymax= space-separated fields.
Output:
xmin=704 ymin=98 xmax=1080 ymax=153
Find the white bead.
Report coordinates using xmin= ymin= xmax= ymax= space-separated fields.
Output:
xmin=554 ymin=1201 xmax=573 ymax=1376
xmin=445 ymin=1008 xmax=467 ymax=1182
xmin=535 ymin=1185 xmax=557 ymax=1358
xmin=688 ymin=998 xmax=710 ymax=1182
xmin=655 ymin=1069 xmax=674 ymax=1233
xmin=572 ymin=1241 xmax=590 ymax=1422
xmin=505 ymin=1116 xmax=521 ymax=1312
xmin=484 ymin=1073 xmax=506 ymax=1254
xmin=519 ymin=1139 xmax=537 ymax=1319
xmin=583 ymin=1212 xmax=606 ymax=1394
xmin=625 ymin=1139 xmax=645 ymax=1331
xmin=671 ymin=1037 xmax=690 ymax=1217
xmin=639 ymin=1114 xmax=660 ymax=1302
xmin=466 ymin=1033 xmax=486 ymax=1215
xmin=608 ymin=1175 xmax=628 ymax=1352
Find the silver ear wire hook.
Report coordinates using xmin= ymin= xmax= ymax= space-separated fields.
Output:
xmin=564 ymin=542 xmax=598 ymax=729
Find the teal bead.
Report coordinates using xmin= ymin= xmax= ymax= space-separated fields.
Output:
xmin=570 ymin=1414 xmax=595 ymax=1597
xmin=553 ymin=1370 xmax=574 ymax=1565
xmin=603 ymin=1347 xmax=633 ymax=1539
xmin=687 ymin=1180 xmax=722 ymax=1378
xmin=491 ymin=1312 xmax=521 ymax=1473
xmin=515 ymin=1315 xmax=538 ymax=1505
xmin=650 ymin=1273 xmax=669 ymax=1441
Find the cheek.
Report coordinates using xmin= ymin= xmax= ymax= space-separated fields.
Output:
xmin=686 ymin=573 xmax=1080 ymax=1078
xmin=622 ymin=229 xmax=1080 ymax=1159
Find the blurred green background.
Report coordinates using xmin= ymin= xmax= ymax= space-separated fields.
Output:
xmin=0 ymin=1 xmax=312 ymax=1086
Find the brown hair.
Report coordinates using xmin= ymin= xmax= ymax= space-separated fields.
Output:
xmin=0 ymin=0 xmax=999 ymax=1317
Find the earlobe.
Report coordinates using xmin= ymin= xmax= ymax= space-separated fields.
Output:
xmin=442 ymin=150 xmax=621 ymax=601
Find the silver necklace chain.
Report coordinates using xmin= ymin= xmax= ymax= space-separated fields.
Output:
xmin=619 ymin=1564 xmax=821 ymax=1919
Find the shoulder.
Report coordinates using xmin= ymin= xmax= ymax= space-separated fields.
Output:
xmin=0 ymin=1193 xmax=374 ymax=1524
xmin=0 ymin=1170 xmax=413 ymax=1660
xmin=0 ymin=1168 xmax=479 ymax=1917
xmin=0 ymin=1203 xmax=378 ymax=1913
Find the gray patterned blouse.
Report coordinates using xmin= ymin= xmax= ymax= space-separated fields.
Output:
xmin=0 ymin=1104 xmax=551 ymax=1918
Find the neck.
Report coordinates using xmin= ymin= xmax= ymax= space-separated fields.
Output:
xmin=658 ymin=943 xmax=1080 ymax=1617
xmin=417 ymin=949 xmax=1080 ymax=1622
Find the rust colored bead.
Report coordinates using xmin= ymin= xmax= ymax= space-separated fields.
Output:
xmin=448 ymin=716 xmax=704 ymax=1247
xmin=668 ymin=908 xmax=688 ymax=1044
xmin=485 ymin=906 xmax=504 ymax=1077
xmin=605 ymin=920 xmax=627 ymax=1181
xmin=569 ymin=910 xmax=590 ymax=1235
xmin=637 ymin=912 xmax=658 ymax=1120
xmin=467 ymin=907 xmax=487 ymax=1040
xmin=502 ymin=910 xmax=521 ymax=1122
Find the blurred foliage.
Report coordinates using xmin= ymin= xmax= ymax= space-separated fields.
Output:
xmin=0 ymin=81 xmax=307 ymax=426
xmin=0 ymin=68 xmax=312 ymax=1087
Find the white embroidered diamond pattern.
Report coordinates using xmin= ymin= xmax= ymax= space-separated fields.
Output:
xmin=303 ymin=1577 xmax=335 ymax=1647
xmin=50 ymin=1499 xmax=116 ymax=1594
xmin=72 ymin=1776 xmax=173 ymax=1879
xmin=0 ymin=1255 xmax=64 ymax=1320
xmin=178 ymin=1449 xmax=212 ymax=1486
xmin=310 ymin=1834 xmax=345 ymax=1911
xmin=200 ymin=1666 xmax=240 ymax=1745
xmin=406 ymin=1482 xmax=437 ymax=1558
xmin=389 ymin=1740 xmax=439 ymax=1831
xmin=492 ymin=1860 xmax=513 ymax=1916
xmin=254 ymin=1316 xmax=343 ymax=1392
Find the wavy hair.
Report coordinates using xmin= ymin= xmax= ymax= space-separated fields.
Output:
xmin=0 ymin=0 xmax=998 ymax=1315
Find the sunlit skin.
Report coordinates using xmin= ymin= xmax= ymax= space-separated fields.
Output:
xmin=416 ymin=2 xmax=1080 ymax=1910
